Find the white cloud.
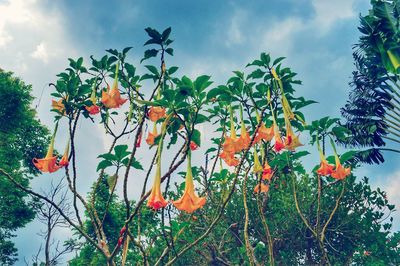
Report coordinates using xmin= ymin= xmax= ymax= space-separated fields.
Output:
xmin=31 ymin=42 xmax=49 ymax=63
xmin=312 ymin=0 xmax=356 ymax=32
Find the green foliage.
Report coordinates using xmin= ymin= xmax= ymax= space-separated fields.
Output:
xmin=0 ymin=69 xmax=49 ymax=264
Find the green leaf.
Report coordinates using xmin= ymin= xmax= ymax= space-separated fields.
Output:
xmin=122 ymin=46 xmax=133 ymax=55
xmin=141 ymin=49 xmax=159 ymax=63
xmin=168 ymin=66 xmax=178 ymax=75
xmin=145 ymin=27 xmax=162 ymax=41
xmin=162 ymin=27 xmax=172 ymax=41
xmin=114 ymin=145 xmax=129 ymax=160
xmin=192 ymin=129 xmax=201 ymax=146
xmin=165 ymin=48 xmax=174 ymax=56
xmin=291 ymin=151 xmax=310 ymax=160
xmin=194 ymin=75 xmax=212 ymax=93
xmin=272 ymin=57 xmax=285 ymax=66
xmin=97 ymin=160 xmax=113 ymax=171
xmin=121 ymin=158 xmax=144 ymax=170
xmin=145 ymin=65 xmax=159 ymax=76
xmin=340 ymin=150 xmax=356 ymax=163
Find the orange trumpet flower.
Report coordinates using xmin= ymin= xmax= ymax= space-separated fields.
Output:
xmin=262 ymin=160 xmax=274 ymax=181
xmin=146 ymin=122 xmax=159 ymax=146
xmin=51 ymin=99 xmax=66 ymax=115
xmin=284 ymin=117 xmax=302 ymax=151
xmin=220 ymin=151 xmax=240 ymax=167
xmin=101 ymin=62 xmax=127 ymax=109
xmin=254 ymin=183 xmax=269 ymax=194
xmin=33 ymin=125 xmax=62 ymax=173
xmin=254 ymin=122 xmax=274 ymax=144
xmin=331 ymin=155 xmax=351 ymax=180
xmin=148 ymin=106 xmax=166 ymax=122
xmin=85 ymin=81 xmax=100 ymax=115
xmin=59 ymin=139 xmax=70 ymax=167
xmin=316 ymin=144 xmax=334 ymax=176
xmin=173 ymin=152 xmax=206 ymax=213
xmin=273 ymin=122 xmax=285 ymax=152
xmin=147 ymin=158 xmax=168 ymax=210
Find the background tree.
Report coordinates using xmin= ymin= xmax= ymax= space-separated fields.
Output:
xmin=341 ymin=0 xmax=400 ymax=164
xmin=0 ymin=69 xmax=49 ymax=264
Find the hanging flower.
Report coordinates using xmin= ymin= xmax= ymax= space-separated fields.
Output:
xmin=262 ymin=161 xmax=274 ymax=181
xmin=316 ymin=142 xmax=334 ymax=176
xmin=234 ymin=105 xmax=251 ymax=152
xmin=253 ymin=149 xmax=263 ymax=173
xmin=85 ymin=81 xmax=100 ymax=115
xmin=220 ymin=151 xmax=240 ymax=167
xmin=331 ymin=155 xmax=351 ymax=180
xmin=273 ymin=122 xmax=285 ymax=152
xmin=190 ymin=141 xmax=198 ymax=151
xmin=101 ymin=62 xmax=127 ymax=109
xmin=173 ymin=152 xmax=206 ymax=213
xmin=254 ymin=122 xmax=274 ymax=144
xmin=146 ymin=122 xmax=158 ymax=146
xmin=284 ymin=117 xmax=302 ymax=151
xmin=148 ymin=106 xmax=166 ymax=122
xmin=254 ymin=183 xmax=269 ymax=193
xmin=33 ymin=125 xmax=62 ymax=173
xmin=147 ymin=155 xmax=168 ymax=210
xmin=136 ymin=130 xmax=142 ymax=148
xmin=52 ymin=99 xmax=65 ymax=115
xmin=59 ymin=139 xmax=70 ymax=167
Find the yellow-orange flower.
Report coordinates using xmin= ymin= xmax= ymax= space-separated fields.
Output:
xmin=51 ymin=99 xmax=65 ymax=114
xmin=273 ymin=123 xmax=285 ymax=152
xmin=220 ymin=151 xmax=239 ymax=167
xmin=148 ymin=106 xmax=166 ymax=122
xmin=146 ymin=122 xmax=158 ymax=146
xmin=101 ymin=63 xmax=127 ymax=109
xmin=253 ymin=149 xmax=263 ymax=173
xmin=284 ymin=117 xmax=302 ymax=151
xmin=222 ymin=135 xmax=237 ymax=154
xmin=254 ymin=183 xmax=269 ymax=193
xmin=262 ymin=161 xmax=274 ymax=181
xmin=59 ymin=139 xmax=70 ymax=167
xmin=235 ymin=127 xmax=251 ymax=152
xmin=254 ymin=122 xmax=274 ymax=144
xmin=33 ymin=126 xmax=62 ymax=173
xmin=86 ymin=104 xmax=100 ymax=115
xmin=331 ymin=155 xmax=351 ymax=180
xmin=173 ymin=152 xmax=206 ymax=213
xmin=147 ymin=160 xmax=168 ymax=210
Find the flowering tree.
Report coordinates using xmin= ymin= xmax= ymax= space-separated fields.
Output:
xmin=1 ymin=27 xmax=399 ymax=266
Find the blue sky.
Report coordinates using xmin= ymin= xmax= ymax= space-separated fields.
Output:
xmin=1 ymin=0 xmax=399 ymax=264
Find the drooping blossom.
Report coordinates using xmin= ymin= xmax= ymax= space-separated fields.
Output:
xmin=331 ymin=155 xmax=351 ymax=180
xmin=146 ymin=122 xmax=158 ymax=146
xmin=253 ymin=149 xmax=263 ymax=173
xmin=85 ymin=80 xmax=101 ymax=115
xmin=147 ymin=154 xmax=168 ymax=210
xmin=262 ymin=160 xmax=274 ymax=181
xmin=220 ymin=151 xmax=240 ymax=167
xmin=148 ymin=106 xmax=166 ymax=122
xmin=59 ymin=139 xmax=70 ymax=167
xmin=284 ymin=116 xmax=302 ymax=151
xmin=190 ymin=141 xmax=198 ymax=151
xmin=173 ymin=152 xmax=206 ymax=213
xmin=316 ymin=142 xmax=334 ymax=176
xmin=254 ymin=183 xmax=269 ymax=193
xmin=33 ymin=125 xmax=62 ymax=173
xmin=52 ymin=99 xmax=66 ymax=115
xmin=101 ymin=62 xmax=127 ymax=109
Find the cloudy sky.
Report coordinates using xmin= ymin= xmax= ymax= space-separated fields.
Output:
xmin=1 ymin=0 xmax=399 ymax=263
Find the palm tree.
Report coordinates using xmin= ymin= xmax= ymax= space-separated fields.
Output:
xmin=342 ymin=0 xmax=400 ymax=164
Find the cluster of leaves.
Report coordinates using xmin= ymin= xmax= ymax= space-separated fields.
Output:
xmin=0 ymin=70 xmax=49 ymax=264
xmin=341 ymin=0 xmax=400 ymax=164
